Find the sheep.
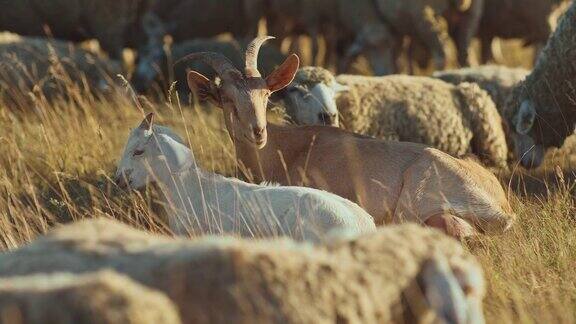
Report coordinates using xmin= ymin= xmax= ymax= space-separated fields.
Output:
xmin=0 ymin=35 xmax=121 ymax=106
xmin=0 ymin=0 xmax=154 ymax=60
xmin=263 ymin=0 xmax=400 ymax=75
xmin=277 ymin=66 xmax=508 ymax=168
xmin=368 ymin=0 xmax=484 ymax=70
xmin=0 ymin=218 xmax=487 ymax=324
xmin=434 ymin=65 xmax=530 ymax=112
xmin=0 ymin=271 xmax=181 ymax=324
xmin=132 ymin=37 xmax=286 ymax=101
xmin=477 ymin=0 xmax=566 ymax=63
xmin=151 ymin=0 xmax=263 ymax=43
xmin=504 ymin=1 xmax=576 ymax=169
xmin=185 ymin=37 xmax=516 ymax=239
xmin=114 ymin=113 xmax=376 ymax=242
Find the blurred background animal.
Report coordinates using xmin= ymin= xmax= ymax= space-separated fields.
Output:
xmin=0 ymin=0 xmax=154 ymax=60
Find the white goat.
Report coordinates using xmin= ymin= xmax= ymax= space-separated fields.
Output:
xmin=114 ymin=114 xmax=376 ymax=243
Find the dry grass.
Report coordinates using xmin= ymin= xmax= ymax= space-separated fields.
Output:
xmin=0 ymin=38 xmax=574 ymax=323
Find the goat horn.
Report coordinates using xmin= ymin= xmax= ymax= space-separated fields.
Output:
xmin=176 ymin=52 xmax=241 ymax=83
xmin=245 ymin=36 xmax=275 ymax=78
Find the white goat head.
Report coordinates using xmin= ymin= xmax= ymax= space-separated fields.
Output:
xmin=114 ymin=113 xmax=191 ymax=190
xmin=185 ymin=36 xmax=300 ymax=149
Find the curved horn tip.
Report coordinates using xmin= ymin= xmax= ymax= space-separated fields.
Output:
xmin=245 ymin=36 xmax=277 ymax=77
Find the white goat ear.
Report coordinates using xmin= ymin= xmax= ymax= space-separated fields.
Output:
xmin=515 ymin=100 xmax=536 ymax=135
xmin=139 ymin=113 xmax=155 ymax=131
xmin=187 ymin=71 xmax=221 ymax=107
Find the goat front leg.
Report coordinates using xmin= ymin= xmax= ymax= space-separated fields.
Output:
xmin=425 ymin=214 xmax=477 ymax=240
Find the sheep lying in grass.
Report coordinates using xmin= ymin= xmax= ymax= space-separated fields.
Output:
xmin=132 ymin=37 xmax=286 ymax=101
xmin=434 ymin=65 xmax=530 ymax=112
xmin=114 ymin=113 xmax=375 ymax=242
xmin=0 ymin=35 xmax=121 ymax=106
xmin=0 ymin=218 xmax=487 ymax=324
xmin=280 ymin=67 xmax=508 ymax=168
xmin=0 ymin=271 xmax=181 ymax=324
xmin=505 ymin=1 xmax=576 ymax=169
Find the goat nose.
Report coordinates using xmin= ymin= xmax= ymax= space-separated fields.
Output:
xmin=318 ymin=112 xmax=332 ymax=125
xmin=114 ymin=170 xmax=131 ymax=189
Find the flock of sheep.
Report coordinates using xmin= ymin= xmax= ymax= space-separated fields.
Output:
xmin=0 ymin=0 xmax=575 ymax=323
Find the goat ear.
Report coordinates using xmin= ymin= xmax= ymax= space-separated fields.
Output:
xmin=139 ymin=112 xmax=154 ymax=131
xmin=159 ymin=136 xmax=192 ymax=173
xmin=187 ymin=70 xmax=221 ymax=107
xmin=266 ymin=54 xmax=300 ymax=93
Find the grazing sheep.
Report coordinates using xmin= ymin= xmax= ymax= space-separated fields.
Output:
xmin=186 ymin=37 xmax=516 ymax=239
xmin=0 ymin=0 xmax=153 ymax=59
xmin=151 ymin=0 xmax=263 ymax=42
xmin=114 ymin=113 xmax=375 ymax=242
xmin=369 ymin=0 xmax=484 ymax=70
xmin=505 ymin=1 xmax=576 ymax=169
xmin=265 ymin=0 xmax=400 ymax=75
xmin=434 ymin=65 xmax=530 ymax=112
xmin=0 ymin=36 xmax=121 ymax=106
xmin=0 ymin=271 xmax=181 ymax=324
xmin=478 ymin=0 xmax=565 ymax=63
xmin=278 ymin=66 xmax=508 ymax=168
xmin=0 ymin=218 xmax=487 ymax=324
xmin=132 ymin=37 xmax=286 ymax=101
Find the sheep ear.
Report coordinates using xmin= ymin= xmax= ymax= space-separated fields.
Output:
xmin=139 ymin=113 xmax=154 ymax=131
xmin=418 ymin=256 xmax=469 ymax=324
xmin=332 ymin=83 xmax=349 ymax=93
xmin=266 ymin=54 xmax=300 ymax=93
xmin=515 ymin=100 xmax=536 ymax=135
xmin=187 ymin=70 xmax=221 ymax=107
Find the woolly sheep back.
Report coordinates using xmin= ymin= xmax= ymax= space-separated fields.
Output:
xmin=0 ymin=218 xmax=485 ymax=324
xmin=0 ymin=271 xmax=181 ymax=324
xmin=336 ymin=74 xmax=508 ymax=167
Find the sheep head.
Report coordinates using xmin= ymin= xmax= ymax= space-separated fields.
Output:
xmin=186 ymin=36 xmax=300 ymax=149
xmin=278 ymin=67 xmax=347 ymax=127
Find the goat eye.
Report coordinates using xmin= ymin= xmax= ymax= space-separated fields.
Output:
xmin=133 ymin=149 xmax=145 ymax=156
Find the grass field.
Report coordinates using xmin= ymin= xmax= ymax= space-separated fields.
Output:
xmin=0 ymin=34 xmax=575 ymax=323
